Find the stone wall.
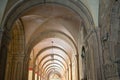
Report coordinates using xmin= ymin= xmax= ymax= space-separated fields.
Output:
xmin=99 ymin=0 xmax=120 ymax=80
xmin=78 ymin=23 xmax=104 ymax=80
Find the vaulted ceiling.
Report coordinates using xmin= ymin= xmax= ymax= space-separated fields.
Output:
xmin=0 ymin=0 xmax=99 ymax=79
xmin=19 ymin=4 xmax=80 ymax=78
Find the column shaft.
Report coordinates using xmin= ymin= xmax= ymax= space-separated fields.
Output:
xmin=5 ymin=55 xmax=24 ymax=80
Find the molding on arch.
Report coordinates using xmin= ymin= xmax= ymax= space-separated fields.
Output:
xmin=25 ymin=30 xmax=77 ymax=61
xmin=42 ymin=63 xmax=65 ymax=72
xmin=43 ymin=63 xmax=65 ymax=74
xmin=2 ymin=0 xmax=94 ymax=32
xmin=39 ymin=58 xmax=67 ymax=72
xmin=45 ymin=67 xmax=62 ymax=77
xmin=35 ymin=46 xmax=71 ymax=64
xmin=47 ymin=70 xmax=62 ymax=78
xmin=44 ymin=65 xmax=63 ymax=75
xmin=37 ymin=54 xmax=68 ymax=70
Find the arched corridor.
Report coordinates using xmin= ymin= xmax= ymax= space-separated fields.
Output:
xmin=0 ymin=0 xmax=120 ymax=80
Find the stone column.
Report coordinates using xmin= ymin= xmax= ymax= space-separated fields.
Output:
xmin=37 ymin=66 xmax=39 ymax=80
xmin=75 ymin=55 xmax=80 ymax=80
xmin=32 ymin=65 xmax=36 ymax=80
xmin=5 ymin=55 xmax=25 ymax=80
xmin=65 ymin=70 xmax=67 ymax=80
xmin=37 ymin=73 xmax=39 ymax=80
xmin=67 ymin=68 xmax=69 ymax=80
xmin=39 ymin=75 xmax=41 ymax=80
xmin=0 ymin=30 xmax=10 ymax=80
xmin=68 ymin=65 xmax=70 ymax=80
xmin=69 ymin=63 xmax=72 ymax=80
xmin=22 ymin=59 xmax=29 ymax=80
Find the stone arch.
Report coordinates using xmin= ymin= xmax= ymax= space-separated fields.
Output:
xmin=26 ymin=30 xmax=77 ymax=61
xmin=2 ymin=0 xmax=94 ymax=30
xmin=47 ymin=68 xmax=62 ymax=76
xmin=47 ymin=70 xmax=62 ymax=79
xmin=42 ymin=63 xmax=65 ymax=73
xmin=3 ymin=19 xmax=25 ymax=80
xmin=43 ymin=65 xmax=64 ymax=74
xmin=35 ymin=46 xmax=71 ymax=64
xmin=0 ymin=0 xmax=99 ymax=80
xmin=39 ymin=58 xmax=67 ymax=72
xmin=46 ymin=68 xmax=62 ymax=80
xmin=38 ymin=56 xmax=67 ymax=69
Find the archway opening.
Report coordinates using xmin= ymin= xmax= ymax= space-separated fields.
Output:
xmin=22 ymin=4 xmax=80 ymax=80
xmin=0 ymin=1 xmax=97 ymax=80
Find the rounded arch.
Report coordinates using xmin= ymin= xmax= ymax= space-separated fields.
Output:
xmin=1 ymin=0 xmax=96 ymax=60
xmin=43 ymin=66 xmax=63 ymax=76
xmin=27 ymin=30 xmax=77 ymax=62
xmin=2 ymin=0 xmax=94 ymax=30
xmin=0 ymin=0 xmax=97 ymax=80
xmin=41 ymin=67 xmax=62 ymax=79
xmin=47 ymin=70 xmax=62 ymax=78
xmin=38 ymin=54 xmax=67 ymax=70
xmin=46 ymin=68 xmax=62 ymax=78
xmin=42 ymin=63 xmax=65 ymax=72
xmin=39 ymin=58 xmax=67 ymax=71
xmin=3 ymin=19 xmax=25 ymax=80
xmin=35 ymin=46 xmax=71 ymax=64
xmin=43 ymin=64 xmax=64 ymax=74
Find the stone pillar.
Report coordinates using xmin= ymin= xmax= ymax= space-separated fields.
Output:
xmin=0 ymin=30 xmax=10 ymax=80
xmin=67 ymin=68 xmax=69 ymax=80
xmin=0 ymin=45 xmax=8 ymax=80
xmin=39 ymin=75 xmax=41 ymax=80
xmin=68 ymin=65 xmax=71 ymax=80
xmin=40 ymin=74 xmax=41 ymax=80
xmin=37 ymin=73 xmax=39 ymax=80
xmin=75 ymin=55 xmax=80 ymax=80
xmin=5 ymin=55 xmax=25 ymax=80
xmin=32 ymin=65 xmax=36 ymax=80
xmin=65 ymin=70 xmax=67 ymax=80
xmin=69 ymin=63 xmax=72 ymax=80
xmin=37 ymin=67 xmax=39 ymax=80
xmin=22 ymin=59 xmax=29 ymax=80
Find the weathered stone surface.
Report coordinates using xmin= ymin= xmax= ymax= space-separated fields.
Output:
xmin=99 ymin=0 xmax=120 ymax=80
